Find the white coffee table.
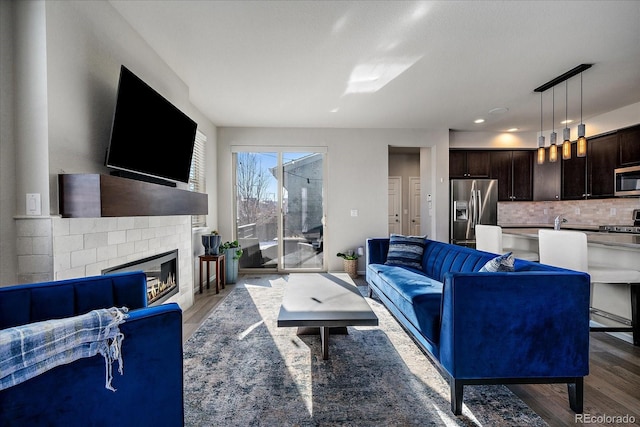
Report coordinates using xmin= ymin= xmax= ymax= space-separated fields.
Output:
xmin=277 ymin=273 xmax=378 ymax=359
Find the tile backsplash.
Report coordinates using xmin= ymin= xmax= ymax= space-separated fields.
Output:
xmin=498 ymin=198 xmax=640 ymax=227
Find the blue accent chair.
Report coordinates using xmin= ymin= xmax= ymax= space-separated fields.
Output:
xmin=0 ymin=271 xmax=183 ymax=427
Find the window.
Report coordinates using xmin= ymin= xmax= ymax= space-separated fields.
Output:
xmin=190 ymin=130 xmax=206 ymax=227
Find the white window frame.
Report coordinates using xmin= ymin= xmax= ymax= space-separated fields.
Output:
xmin=190 ymin=130 xmax=207 ymax=227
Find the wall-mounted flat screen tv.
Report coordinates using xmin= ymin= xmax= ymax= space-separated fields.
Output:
xmin=105 ymin=65 xmax=197 ymax=184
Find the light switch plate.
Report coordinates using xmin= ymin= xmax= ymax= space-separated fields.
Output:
xmin=26 ymin=193 xmax=41 ymax=216
xmin=350 ymin=209 xmax=358 ymax=217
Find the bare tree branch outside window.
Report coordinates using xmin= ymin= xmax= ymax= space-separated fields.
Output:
xmin=236 ymin=153 xmax=275 ymax=228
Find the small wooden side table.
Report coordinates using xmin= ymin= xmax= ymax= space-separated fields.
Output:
xmin=198 ymin=254 xmax=226 ymax=294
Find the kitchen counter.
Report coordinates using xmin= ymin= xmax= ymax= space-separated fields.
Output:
xmin=501 ymin=225 xmax=639 ymax=345
xmin=502 ymin=227 xmax=640 ymax=249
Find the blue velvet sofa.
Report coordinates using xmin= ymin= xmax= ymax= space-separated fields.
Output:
xmin=366 ymin=237 xmax=590 ymax=415
xmin=0 ymin=271 xmax=183 ymax=427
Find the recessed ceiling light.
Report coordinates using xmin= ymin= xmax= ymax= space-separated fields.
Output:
xmin=561 ymin=119 xmax=573 ymax=124
xmin=507 ymin=128 xmax=519 ymax=132
xmin=330 ymin=108 xmax=339 ymax=113
xmin=474 ymin=119 xmax=485 ymax=124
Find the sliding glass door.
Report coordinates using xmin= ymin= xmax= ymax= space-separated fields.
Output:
xmin=234 ymin=149 xmax=325 ymax=272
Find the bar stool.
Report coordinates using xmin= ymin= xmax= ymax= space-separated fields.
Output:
xmin=475 ymin=224 xmax=539 ymax=261
xmin=198 ymin=254 xmax=226 ymax=294
xmin=538 ymin=229 xmax=640 ymax=345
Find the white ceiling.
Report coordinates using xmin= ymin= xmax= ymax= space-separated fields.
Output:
xmin=109 ymin=0 xmax=640 ymax=133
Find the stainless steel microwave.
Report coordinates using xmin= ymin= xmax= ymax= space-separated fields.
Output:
xmin=614 ymin=165 xmax=640 ymax=196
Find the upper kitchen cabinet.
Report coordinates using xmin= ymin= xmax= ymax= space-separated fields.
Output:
xmin=561 ymin=143 xmax=587 ymax=200
xmin=588 ymin=133 xmax=618 ymax=197
xmin=490 ymin=150 xmax=533 ymax=201
xmin=618 ymin=124 xmax=640 ymax=166
xmin=449 ymin=150 xmax=490 ymax=178
xmin=562 ymin=132 xmax=618 ymax=199
xmin=533 ymin=147 xmax=561 ymax=201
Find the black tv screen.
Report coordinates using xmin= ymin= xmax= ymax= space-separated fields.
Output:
xmin=106 ymin=66 xmax=197 ymax=184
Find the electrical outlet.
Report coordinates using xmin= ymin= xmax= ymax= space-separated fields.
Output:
xmin=543 ymin=208 xmax=549 ymax=215
xmin=350 ymin=209 xmax=358 ymax=217
xmin=575 ymin=208 xmax=581 ymax=215
xmin=610 ymin=208 xmax=617 ymax=216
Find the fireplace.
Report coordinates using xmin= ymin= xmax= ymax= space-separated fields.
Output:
xmin=103 ymin=249 xmax=179 ymax=306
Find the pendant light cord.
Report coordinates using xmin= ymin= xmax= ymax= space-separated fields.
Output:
xmin=540 ymin=92 xmax=543 ymax=135
xmin=565 ymin=80 xmax=568 ymax=126
xmin=580 ymin=73 xmax=583 ymax=124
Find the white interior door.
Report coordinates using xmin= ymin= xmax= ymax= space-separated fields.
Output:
xmin=388 ymin=176 xmax=402 ymax=235
xmin=409 ymin=176 xmax=421 ymax=236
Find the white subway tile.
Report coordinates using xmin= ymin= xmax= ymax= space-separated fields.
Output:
xmin=53 ymin=234 xmax=84 ymax=254
xmin=71 ymin=248 xmax=97 ymax=268
xmin=18 ymin=255 xmax=52 ymax=274
xmin=32 ymin=236 xmax=52 ymax=255
xmin=108 ymin=230 xmax=127 ymax=245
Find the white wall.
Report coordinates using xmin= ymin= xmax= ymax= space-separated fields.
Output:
xmin=0 ymin=0 xmax=17 ymax=284
xmin=43 ymin=1 xmax=217 ymax=215
xmin=217 ymin=127 xmax=449 ymax=273
xmin=1 ymin=1 xmax=218 ymax=288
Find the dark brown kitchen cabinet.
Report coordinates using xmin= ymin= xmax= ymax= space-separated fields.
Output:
xmin=562 ymin=132 xmax=618 ymax=199
xmin=561 ymin=143 xmax=587 ymax=199
xmin=490 ymin=150 xmax=533 ymax=201
xmin=588 ymin=133 xmax=618 ymax=197
xmin=618 ymin=124 xmax=640 ymax=166
xmin=533 ymin=147 xmax=561 ymax=201
xmin=449 ymin=150 xmax=490 ymax=178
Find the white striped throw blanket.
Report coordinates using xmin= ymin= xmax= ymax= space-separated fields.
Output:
xmin=0 ymin=307 xmax=128 ymax=391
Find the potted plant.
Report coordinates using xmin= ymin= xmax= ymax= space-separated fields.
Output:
xmin=202 ymin=230 xmax=221 ymax=255
xmin=221 ymin=240 xmax=243 ymax=284
xmin=337 ymin=251 xmax=359 ymax=279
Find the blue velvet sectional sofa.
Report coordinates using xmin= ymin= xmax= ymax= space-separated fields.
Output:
xmin=0 ymin=271 xmax=183 ymax=427
xmin=366 ymin=237 xmax=590 ymax=415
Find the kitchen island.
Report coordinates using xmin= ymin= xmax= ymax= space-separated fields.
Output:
xmin=501 ymin=226 xmax=639 ymax=345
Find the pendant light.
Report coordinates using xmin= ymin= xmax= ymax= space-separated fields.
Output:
xmin=562 ymin=80 xmax=571 ymax=160
xmin=549 ymin=87 xmax=558 ymax=163
xmin=576 ymin=72 xmax=587 ymax=157
xmin=537 ymin=91 xmax=545 ymax=165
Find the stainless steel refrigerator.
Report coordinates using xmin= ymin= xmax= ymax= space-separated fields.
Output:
xmin=450 ymin=179 xmax=498 ymax=246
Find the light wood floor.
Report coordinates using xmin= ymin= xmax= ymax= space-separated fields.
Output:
xmin=182 ymin=275 xmax=640 ymax=427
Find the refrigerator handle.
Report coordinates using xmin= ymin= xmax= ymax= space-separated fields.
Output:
xmin=476 ymin=190 xmax=482 ymax=224
xmin=469 ymin=190 xmax=476 ymax=228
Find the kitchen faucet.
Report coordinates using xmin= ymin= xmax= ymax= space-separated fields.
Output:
xmin=554 ymin=216 xmax=568 ymax=230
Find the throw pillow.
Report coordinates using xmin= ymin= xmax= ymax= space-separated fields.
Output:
xmin=385 ymin=234 xmax=426 ymax=269
xmin=479 ymin=252 xmax=515 ymax=272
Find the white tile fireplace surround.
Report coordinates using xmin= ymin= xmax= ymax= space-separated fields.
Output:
xmin=15 ymin=216 xmax=194 ymax=310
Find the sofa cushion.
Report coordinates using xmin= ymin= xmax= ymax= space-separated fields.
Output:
xmin=372 ymin=264 xmax=442 ymax=344
xmin=479 ymin=252 xmax=515 ymax=272
xmin=385 ymin=234 xmax=426 ymax=269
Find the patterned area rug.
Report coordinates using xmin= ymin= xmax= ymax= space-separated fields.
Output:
xmin=183 ymin=274 xmax=548 ymax=426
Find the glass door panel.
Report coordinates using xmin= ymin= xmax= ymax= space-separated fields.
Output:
xmin=234 ymin=151 xmax=325 ymax=272
xmin=281 ymin=152 xmax=324 ymax=270
xmin=235 ymin=152 xmax=279 ymax=269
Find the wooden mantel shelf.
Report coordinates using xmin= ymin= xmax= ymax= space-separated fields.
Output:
xmin=59 ymin=174 xmax=208 ymax=218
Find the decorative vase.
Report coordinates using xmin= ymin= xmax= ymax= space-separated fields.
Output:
xmin=202 ymin=235 xmax=221 ymax=255
xmin=224 ymin=247 xmax=241 ymax=284
xmin=344 ymin=259 xmax=358 ymax=279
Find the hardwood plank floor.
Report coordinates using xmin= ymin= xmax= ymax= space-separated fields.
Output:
xmin=182 ymin=276 xmax=640 ymax=427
